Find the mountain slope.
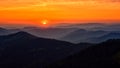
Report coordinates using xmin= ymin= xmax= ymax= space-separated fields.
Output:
xmin=0 ymin=27 xmax=19 ymax=35
xmin=91 ymin=32 xmax=120 ymax=43
xmin=61 ymin=29 xmax=108 ymax=43
xmin=23 ymin=27 xmax=77 ymax=39
xmin=0 ymin=31 xmax=92 ymax=68
xmin=47 ymin=39 xmax=120 ymax=68
xmin=0 ymin=27 xmax=9 ymax=35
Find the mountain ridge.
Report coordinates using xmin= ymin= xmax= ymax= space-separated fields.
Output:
xmin=46 ymin=39 xmax=120 ymax=68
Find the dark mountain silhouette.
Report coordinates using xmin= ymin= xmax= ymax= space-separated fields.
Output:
xmin=0 ymin=31 xmax=93 ymax=68
xmin=47 ymin=39 xmax=120 ymax=68
xmin=0 ymin=31 xmax=37 ymax=47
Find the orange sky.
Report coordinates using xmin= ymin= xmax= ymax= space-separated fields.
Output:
xmin=0 ymin=0 xmax=120 ymax=27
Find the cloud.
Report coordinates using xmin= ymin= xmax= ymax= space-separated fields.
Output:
xmin=0 ymin=0 xmax=120 ymax=10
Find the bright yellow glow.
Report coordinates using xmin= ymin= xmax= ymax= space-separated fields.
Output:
xmin=41 ymin=20 xmax=48 ymax=25
xmin=43 ymin=22 xmax=47 ymax=25
xmin=40 ymin=20 xmax=50 ymax=28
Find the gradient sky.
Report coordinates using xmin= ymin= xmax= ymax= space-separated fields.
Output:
xmin=0 ymin=0 xmax=120 ymax=27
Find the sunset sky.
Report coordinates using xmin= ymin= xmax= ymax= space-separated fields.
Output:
xmin=0 ymin=0 xmax=120 ymax=27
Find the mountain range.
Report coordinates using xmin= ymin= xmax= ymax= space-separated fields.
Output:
xmin=22 ymin=27 xmax=77 ymax=39
xmin=61 ymin=29 xmax=120 ymax=43
xmin=0 ymin=27 xmax=18 ymax=35
xmin=61 ymin=29 xmax=109 ymax=43
xmin=0 ymin=31 xmax=92 ymax=68
xmin=0 ymin=31 xmax=120 ymax=68
xmin=0 ymin=26 xmax=120 ymax=43
xmin=55 ymin=23 xmax=120 ymax=31
xmin=46 ymin=39 xmax=120 ymax=68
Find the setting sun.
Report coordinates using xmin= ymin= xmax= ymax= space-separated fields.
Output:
xmin=40 ymin=20 xmax=50 ymax=28
xmin=41 ymin=20 xmax=48 ymax=25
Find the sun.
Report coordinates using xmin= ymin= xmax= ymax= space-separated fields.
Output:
xmin=41 ymin=20 xmax=48 ymax=25
xmin=40 ymin=20 xmax=50 ymax=28
xmin=43 ymin=22 xmax=47 ymax=25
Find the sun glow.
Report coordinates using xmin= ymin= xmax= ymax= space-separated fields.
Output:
xmin=41 ymin=20 xmax=48 ymax=25
xmin=0 ymin=0 xmax=120 ymax=26
xmin=40 ymin=20 xmax=49 ymax=28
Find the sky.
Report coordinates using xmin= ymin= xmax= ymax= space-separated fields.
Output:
xmin=0 ymin=0 xmax=120 ymax=27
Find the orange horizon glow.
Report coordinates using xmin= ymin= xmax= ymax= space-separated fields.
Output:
xmin=0 ymin=0 xmax=120 ymax=27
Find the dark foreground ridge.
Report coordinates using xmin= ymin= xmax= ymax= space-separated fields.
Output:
xmin=0 ymin=31 xmax=91 ymax=68
xmin=46 ymin=39 xmax=120 ymax=68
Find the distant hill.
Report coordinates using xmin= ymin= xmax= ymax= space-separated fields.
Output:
xmin=61 ymin=29 xmax=120 ymax=43
xmin=55 ymin=23 xmax=106 ymax=29
xmin=0 ymin=27 xmax=19 ymax=35
xmin=0 ymin=31 xmax=37 ymax=46
xmin=0 ymin=31 xmax=92 ymax=68
xmin=23 ymin=27 xmax=77 ymax=39
xmin=55 ymin=23 xmax=120 ymax=31
xmin=90 ymin=32 xmax=120 ymax=43
xmin=61 ymin=29 xmax=108 ymax=43
xmin=1 ymin=26 xmax=120 ymax=44
xmin=47 ymin=39 xmax=120 ymax=68
xmin=0 ymin=27 xmax=10 ymax=35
